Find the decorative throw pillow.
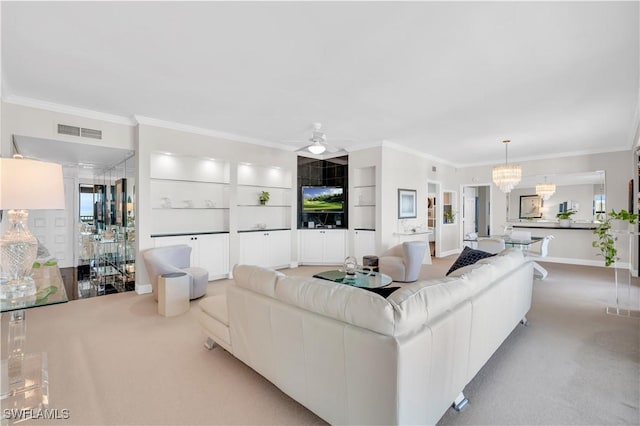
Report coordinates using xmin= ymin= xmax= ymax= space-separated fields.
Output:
xmin=363 ymin=286 xmax=401 ymax=298
xmin=446 ymin=246 xmax=496 ymax=276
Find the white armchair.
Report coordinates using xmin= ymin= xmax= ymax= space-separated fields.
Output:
xmin=142 ymin=244 xmax=208 ymax=301
xmin=379 ymin=241 xmax=428 ymax=283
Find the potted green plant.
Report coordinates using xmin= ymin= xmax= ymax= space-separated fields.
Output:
xmin=592 ymin=209 xmax=638 ymax=266
xmin=443 ymin=211 xmax=455 ymax=224
xmin=556 ymin=209 xmax=576 ymax=228
xmin=259 ymin=191 xmax=270 ymax=205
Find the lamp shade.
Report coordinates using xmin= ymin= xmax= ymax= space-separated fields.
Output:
xmin=0 ymin=157 xmax=65 ymax=210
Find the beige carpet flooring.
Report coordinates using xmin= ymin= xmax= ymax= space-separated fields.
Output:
xmin=1 ymin=258 xmax=638 ymax=425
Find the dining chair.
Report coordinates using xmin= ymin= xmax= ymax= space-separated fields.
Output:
xmin=524 ymin=235 xmax=555 ymax=279
xmin=465 ymin=232 xmax=478 ymax=249
xmin=510 ymin=230 xmax=532 ymax=241
xmin=525 ymin=235 xmax=555 ymax=258
xmin=476 ymin=238 xmax=506 ymax=254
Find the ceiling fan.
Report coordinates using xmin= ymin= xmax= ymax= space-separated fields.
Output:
xmin=291 ymin=123 xmax=346 ymax=155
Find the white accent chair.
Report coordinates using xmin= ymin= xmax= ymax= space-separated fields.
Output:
xmin=142 ymin=244 xmax=208 ymax=301
xmin=476 ymin=238 xmax=506 ymax=254
xmin=379 ymin=241 xmax=428 ymax=282
xmin=524 ymin=235 xmax=555 ymax=280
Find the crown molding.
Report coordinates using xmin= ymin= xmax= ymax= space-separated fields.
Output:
xmin=133 ymin=115 xmax=293 ymax=150
xmin=459 ymin=145 xmax=633 ymax=169
xmin=2 ymin=95 xmax=136 ymax=126
xmin=380 ymin=140 xmax=458 ymax=168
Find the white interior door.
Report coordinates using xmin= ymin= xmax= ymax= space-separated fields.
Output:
xmin=463 ymin=186 xmax=477 ymax=236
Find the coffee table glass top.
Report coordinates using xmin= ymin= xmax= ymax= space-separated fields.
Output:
xmin=313 ymin=269 xmax=392 ymax=289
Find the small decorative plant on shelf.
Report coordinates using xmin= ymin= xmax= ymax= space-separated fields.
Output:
xmin=556 ymin=209 xmax=576 ymax=227
xmin=592 ymin=209 xmax=638 ymax=266
xmin=259 ymin=191 xmax=270 ymax=205
xmin=556 ymin=209 xmax=576 ymax=220
xmin=443 ymin=211 xmax=455 ymax=224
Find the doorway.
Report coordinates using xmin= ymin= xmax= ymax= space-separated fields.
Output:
xmin=427 ymin=181 xmax=440 ymax=257
xmin=462 ymin=184 xmax=491 ymax=237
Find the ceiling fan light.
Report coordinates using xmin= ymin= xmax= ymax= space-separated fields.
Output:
xmin=308 ymin=143 xmax=326 ymax=155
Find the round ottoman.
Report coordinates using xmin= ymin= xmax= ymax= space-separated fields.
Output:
xmin=184 ymin=267 xmax=208 ymax=299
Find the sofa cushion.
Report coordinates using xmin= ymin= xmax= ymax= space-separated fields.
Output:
xmin=387 ymin=277 xmax=473 ymax=335
xmin=233 ymin=264 xmax=283 ymax=298
xmin=446 ymin=246 xmax=495 ymax=276
xmin=274 ymin=275 xmax=396 ymax=336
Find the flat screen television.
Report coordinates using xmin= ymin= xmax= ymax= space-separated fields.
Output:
xmin=302 ymin=186 xmax=344 ymax=212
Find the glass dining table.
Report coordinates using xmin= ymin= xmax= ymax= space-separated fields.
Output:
xmin=463 ymin=235 xmax=543 ymax=249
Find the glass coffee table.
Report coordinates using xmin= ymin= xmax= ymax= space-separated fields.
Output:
xmin=313 ymin=269 xmax=392 ymax=289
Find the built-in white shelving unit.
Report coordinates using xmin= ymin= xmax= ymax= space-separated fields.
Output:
xmin=236 ymin=163 xmax=293 ymax=232
xmin=150 ymin=152 xmax=230 ymax=235
xmin=352 ymin=166 xmax=376 ymax=230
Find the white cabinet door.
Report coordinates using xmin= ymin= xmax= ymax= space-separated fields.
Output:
xmin=322 ymin=230 xmax=347 ymax=264
xmin=267 ymin=230 xmax=291 ymax=268
xmin=354 ymin=230 xmax=376 ymax=263
xmin=300 ymin=229 xmax=347 ymax=264
xmin=239 ymin=232 xmax=268 ymax=267
xmin=300 ymin=230 xmax=324 ymax=263
xmin=239 ymin=230 xmax=290 ymax=269
xmin=196 ymin=234 xmax=229 ymax=279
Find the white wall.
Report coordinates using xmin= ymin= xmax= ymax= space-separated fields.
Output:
xmin=379 ymin=145 xmax=459 ymax=255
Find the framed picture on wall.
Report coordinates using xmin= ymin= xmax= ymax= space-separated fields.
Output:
xmin=398 ymin=188 xmax=417 ymax=219
xmin=519 ymin=195 xmax=543 ymax=219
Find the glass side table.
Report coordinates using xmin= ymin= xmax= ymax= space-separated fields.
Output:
xmin=605 ymin=230 xmax=640 ymax=319
xmin=1 ymin=265 xmax=68 ymax=424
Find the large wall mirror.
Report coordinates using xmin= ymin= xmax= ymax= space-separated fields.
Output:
xmin=508 ymin=171 xmax=605 ymax=223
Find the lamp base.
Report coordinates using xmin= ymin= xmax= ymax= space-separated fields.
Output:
xmin=0 ymin=210 xmax=39 ymax=300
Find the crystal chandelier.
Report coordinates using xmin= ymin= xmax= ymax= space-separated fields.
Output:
xmin=536 ymin=177 xmax=556 ymax=200
xmin=492 ymin=140 xmax=521 ymax=193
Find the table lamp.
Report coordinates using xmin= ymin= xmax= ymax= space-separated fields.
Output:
xmin=0 ymin=155 xmax=65 ymax=299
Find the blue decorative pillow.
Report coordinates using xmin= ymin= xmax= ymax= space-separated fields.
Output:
xmin=446 ymin=246 xmax=496 ymax=276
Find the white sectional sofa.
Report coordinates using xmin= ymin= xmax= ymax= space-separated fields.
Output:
xmin=198 ymin=249 xmax=534 ymax=425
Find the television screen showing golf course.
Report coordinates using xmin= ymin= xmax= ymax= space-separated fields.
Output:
xmin=302 ymin=186 xmax=344 ymax=212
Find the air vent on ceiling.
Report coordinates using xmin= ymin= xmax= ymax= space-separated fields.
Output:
xmin=80 ymin=127 xmax=102 ymax=139
xmin=57 ymin=124 xmax=80 ymax=137
xmin=57 ymin=124 xmax=103 ymax=140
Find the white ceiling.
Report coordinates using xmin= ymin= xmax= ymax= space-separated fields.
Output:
xmin=2 ymin=2 xmax=638 ymax=167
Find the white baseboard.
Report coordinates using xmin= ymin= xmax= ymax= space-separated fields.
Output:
xmin=135 ymin=283 xmax=152 ymax=295
xmin=439 ymin=249 xmax=462 ymax=257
